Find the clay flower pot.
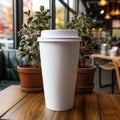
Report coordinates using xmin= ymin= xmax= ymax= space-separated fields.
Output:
xmin=76 ymin=65 xmax=96 ymax=93
xmin=17 ymin=66 xmax=43 ymax=92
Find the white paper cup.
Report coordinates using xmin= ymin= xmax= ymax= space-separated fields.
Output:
xmin=38 ymin=30 xmax=81 ymax=111
xmin=109 ymin=49 xmax=116 ymax=57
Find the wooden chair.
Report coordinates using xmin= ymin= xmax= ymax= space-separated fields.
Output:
xmin=113 ymin=60 xmax=120 ymax=89
xmin=99 ymin=63 xmax=116 ymax=93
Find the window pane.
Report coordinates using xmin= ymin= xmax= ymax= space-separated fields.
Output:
xmin=56 ymin=1 xmax=65 ymax=29
xmin=23 ymin=0 xmax=49 ymax=13
xmin=0 ymin=0 xmax=13 ymax=49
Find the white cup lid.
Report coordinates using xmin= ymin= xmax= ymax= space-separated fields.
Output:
xmin=38 ymin=30 xmax=81 ymax=42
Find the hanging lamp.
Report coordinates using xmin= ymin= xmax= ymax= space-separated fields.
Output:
xmin=104 ymin=13 xmax=111 ymax=19
xmin=104 ymin=4 xmax=111 ymax=19
xmin=110 ymin=1 xmax=116 ymax=16
xmin=98 ymin=0 xmax=108 ymax=6
xmin=113 ymin=1 xmax=120 ymax=16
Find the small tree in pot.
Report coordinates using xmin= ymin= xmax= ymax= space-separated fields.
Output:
xmin=67 ymin=12 xmax=95 ymax=68
xmin=18 ymin=5 xmax=51 ymax=68
xmin=17 ymin=5 xmax=51 ymax=92
xmin=66 ymin=12 xmax=96 ymax=93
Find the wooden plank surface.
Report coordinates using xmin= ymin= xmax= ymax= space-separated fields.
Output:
xmin=1 ymin=92 xmax=100 ymax=120
xmin=1 ymin=86 xmax=120 ymax=120
xmin=98 ymin=94 xmax=120 ymax=120
xmin=0 ymin=85 xmax=27 ymax=117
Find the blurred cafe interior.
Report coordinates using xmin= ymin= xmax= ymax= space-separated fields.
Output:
xmin=0 ymin=0 xmax=120 ymax=94
xmin=1 ymin=1 xmax=120 ymax=119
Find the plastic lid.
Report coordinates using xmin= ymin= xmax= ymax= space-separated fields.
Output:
xmin=37 ymin=30 xmax=81 ymax=42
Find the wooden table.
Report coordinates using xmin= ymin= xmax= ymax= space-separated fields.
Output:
xmin=0 ymin=85 xmax=120 ymax=120
xmin=90 ymin=54 xmax=120 ymax=65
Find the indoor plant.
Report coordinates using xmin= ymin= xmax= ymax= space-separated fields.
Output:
xmin=17 ymin=5 xmax=51 ymax=92
xmin=66 ymin=12 xmax=96 ymax=93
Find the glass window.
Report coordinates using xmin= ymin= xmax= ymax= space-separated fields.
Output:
xmin=23 ymin=0 xmax=49 ymax=14
xmin=112 ymin=29 xmax=120 ymax=38
xmin=0 ymin=0 xmax=13 ymax=49
xmin=56 ymin=1 xmax=65 ymax=29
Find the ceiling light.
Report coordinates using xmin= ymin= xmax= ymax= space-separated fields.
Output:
xmin=104 ymin=4 xmax=111 ymax=19
xmin=110 ymin=2 xmax=120 ymax=16
xmin=114 ymin=9 xmax=120 ymax=16
xmin=100 ymin=10 xmax=104 ymax=14
xmin=110 ymin=9 xmax=116 ymax=16
xmin=98 ymin=28 xmax=102 ymax=32
xmin=104 ymin=13 xmax=111 ymax=19
xmin=92 ymin=28 xmax=96 ymax=31
xmin=98 ymin=0 xmax=108 ymax=6
xmin=113 ymin=2 xmax=120 ymax=16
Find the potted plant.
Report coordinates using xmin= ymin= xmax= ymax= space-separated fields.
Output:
xmin=17 ymin=5 xmax=51 ymax=92
xmin=66 ymin=12 xmax=96 ymax=93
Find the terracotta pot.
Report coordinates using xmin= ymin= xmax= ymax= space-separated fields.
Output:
xmin=76 ymin=65 xmax=96 ymax=93
xmin=17 ymin=66 xmax=43 ymax=92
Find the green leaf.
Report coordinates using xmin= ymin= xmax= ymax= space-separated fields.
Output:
xmin=35 ymin=11 xmax=40 ymax=16
xmin=27 ymin=17 xmax=33 ymax=24
xmin=40 ymin=5 xmax=44 ymax=11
